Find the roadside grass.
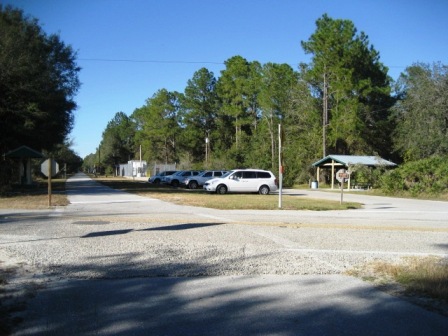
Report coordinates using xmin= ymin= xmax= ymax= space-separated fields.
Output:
xmin=0 ymin=179 xmax=68 ymax=209
xmin=348 ymin=189 xmax=448 ymax=201
xmin=374 ymin=257 xmax=448 ymax=300
xmin=383 ymin=191 xmax=448 ymax=201
xmin=298 ymin=182 xmax=448 ymax=201
xmin=95 ymin=177 xmax=361 ymax=210
xmin=331 ymin=187 xmax=448 ymax=202
xmin=347 ymin=256 xmax=448 ymax=315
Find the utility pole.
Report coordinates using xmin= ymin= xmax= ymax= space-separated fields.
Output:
xmin=139 ymin=144 xmax=142 ymax=177
xmin=205 ymin=137 xmax=208 ymax=165
xmin=278 ymin=124 xmax=283 ymax=209
xmin=205 ymin=130 xmax=210 ymax=166
xmin=323 ymin=72 xmax=328 ymax=158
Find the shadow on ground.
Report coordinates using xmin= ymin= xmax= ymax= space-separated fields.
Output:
xmin=5 ymin=250 xmax=448 ymax=336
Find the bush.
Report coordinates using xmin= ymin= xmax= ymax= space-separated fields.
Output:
xmin=380 ymin=156 xmax=448 ymax=196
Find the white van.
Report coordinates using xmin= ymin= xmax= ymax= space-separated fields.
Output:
xmin=203 ymin=169 xmax=278 ymax=195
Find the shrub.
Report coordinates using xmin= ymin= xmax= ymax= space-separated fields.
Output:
xmin=380 ymin=156 xmax=448 ymax=196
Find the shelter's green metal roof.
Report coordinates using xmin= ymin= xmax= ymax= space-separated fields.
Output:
xmin=312 ymin=155 xmax=397 ymax=167
xmin=5 ymin=145 xmax=44 ymax=158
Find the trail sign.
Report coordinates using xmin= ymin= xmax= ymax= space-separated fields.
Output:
xmin=336 ymin=168 xmax=350 ymax=204
xmin=41 ymin=159 xmax=59 ymax=177
xmin=336 ymin=169 xmax=350 ymax=183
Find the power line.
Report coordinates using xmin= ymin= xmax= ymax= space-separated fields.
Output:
xmin=77 ymin=57 xmax=302 ymax=67
xmin=78 ymin=58 xmax=225 ymax=65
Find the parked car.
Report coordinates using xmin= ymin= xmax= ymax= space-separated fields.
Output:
xmin=148 ymin=170 xmax=178 ymax=184
xmin=165 ymin=170 xmax=202 ymax=187
xmin=163 ymin=171 xmax=185 ymax=186
xmin=182 ymin=170 xmax=228 ymax=189
xmin=203 ymin=169 xmax=278 ymax=195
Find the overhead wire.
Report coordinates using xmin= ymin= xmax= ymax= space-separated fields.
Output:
xmin=78 ymin=58 xmax=225 ymax=65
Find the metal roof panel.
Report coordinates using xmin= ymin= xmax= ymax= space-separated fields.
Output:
xmin=312 ymin=155 xmax=396 ymax=167
xmin=5 ymin=145 xmax=44 ymax=158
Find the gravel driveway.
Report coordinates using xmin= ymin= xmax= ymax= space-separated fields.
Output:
xmin=1 ymin=173 xmax=447 ymax=335
xmin=1 ymin=174 xmax=446 ymax=279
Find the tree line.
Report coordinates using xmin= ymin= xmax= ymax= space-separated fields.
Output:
xmin=85 ymin=14 xmax=447 ymax=186
xmin=0 ymin=6 xmax=82 ymax=188
xmin=1 ymin=5 xmax=446 ymax=189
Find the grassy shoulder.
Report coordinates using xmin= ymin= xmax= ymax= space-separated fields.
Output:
xmin=300 ymin=182 xmax=448 ymax=201
xmin=0 ymin=178 xmax=68 ymax=209
xmin=95 ymin=177 xmax=362 ymax=211
xmin=348 ymin=257 xmax=448 ymax=316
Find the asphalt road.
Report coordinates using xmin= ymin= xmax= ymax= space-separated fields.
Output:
xmin=1 ymin=173 xmax=447 ymax=335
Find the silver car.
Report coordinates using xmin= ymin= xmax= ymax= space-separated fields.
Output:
xmin=148 ymin=170 xmax=178 ymax=184
xmin=182 ymin=170 xmax=228 ymax=189
xmin=166 ymin=170 xmax=202 ymax=187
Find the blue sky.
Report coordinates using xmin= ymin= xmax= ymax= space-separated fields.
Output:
xmin=4 ymin=0 xmax=448 ymax=158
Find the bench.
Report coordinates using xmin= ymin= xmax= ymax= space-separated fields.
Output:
xmin=354 ymin=182 xmax=371 ymax=190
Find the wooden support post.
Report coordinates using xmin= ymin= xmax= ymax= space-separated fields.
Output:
xmin=48 ymin=158 xmax=52 ymax=207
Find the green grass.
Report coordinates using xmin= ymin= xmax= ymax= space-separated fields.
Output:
xmin=95 ymin=177 xmax=362 ymax=211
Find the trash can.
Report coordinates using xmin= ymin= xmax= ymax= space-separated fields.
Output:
xmin=311 ymin=181 xmax=318 ymax=189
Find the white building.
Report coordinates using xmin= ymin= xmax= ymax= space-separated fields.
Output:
xmin=118 ymin=160 xmax=147 ymax=177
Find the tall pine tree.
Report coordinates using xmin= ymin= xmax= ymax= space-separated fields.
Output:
xmin=301 ymin=14 xmax=394 ymax=158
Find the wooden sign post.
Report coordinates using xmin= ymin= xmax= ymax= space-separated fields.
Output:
xmin=48 ymin=157 xmax=52 ymax=207
xmin=336 ymin=169 xmax=350 ymax=204
xmin=41 ymin=158 xmax=59 ymax=207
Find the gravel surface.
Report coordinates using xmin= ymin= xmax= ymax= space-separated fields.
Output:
xmin=1 ymin=201 xmax=446 ymax=280
xmin=1 ymin=174 xmax=448 ymax=334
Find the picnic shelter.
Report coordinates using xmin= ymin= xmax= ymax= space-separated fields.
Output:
xmin=312 ymin=155 xmax=397 ymax=190
xmin=5 ymin=145 xmax=44 ymax=185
